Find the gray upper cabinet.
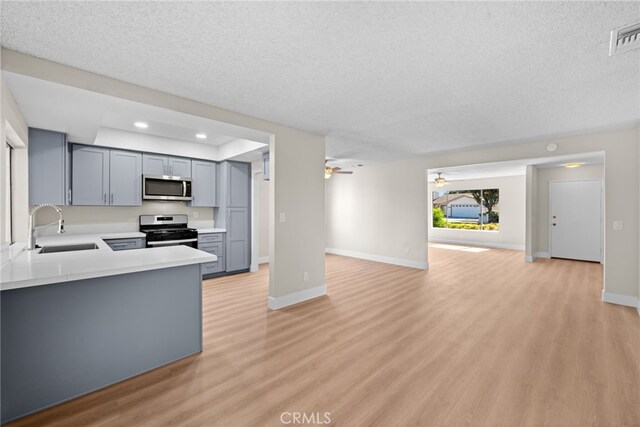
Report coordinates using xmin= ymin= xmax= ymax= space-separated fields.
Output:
xmin=169 ymin=157 xmax=191 ymax=177
xmin=225 ymin=208 xmax=250 ymax=272
xmin=227 ymin=162 xmax=250 ymax=207
xmin=109 ymin=150 xmax=142 ymax=206
xmin=190 ymin=160 xmax=217 ymax=207
xmin=72 ymin=146 xmax=110 ymax=205
xmin=142 ymin=154 xmax=168 ymax=176
xmin=142 ymin=153 xmax=191 ymax=177
xmin=28 ymin=128 xmax=69 ymax=205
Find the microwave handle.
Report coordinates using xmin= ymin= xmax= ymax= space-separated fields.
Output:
xmin=182 ymin=181 xmax=187 ymax=197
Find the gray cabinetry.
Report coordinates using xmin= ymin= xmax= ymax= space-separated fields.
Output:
xmin=104 ymin=237 xmax=145 ymax=251
xmin=190 ymin=160 xmax=217 ymax=207
xmin=198 ymin=233 xmax=226 ymax=275
xmin=214 ymin=161 xmax=251 ymax=272
xmin=28 ymin=128 xmax=69 ymax=205
xmin=142 ymin=153 xmax=167 ymax=175
xmin=225 ymin=208 xmax=250 ymax=272
xmin=72 ymin=145 xmax=142 ymax=206
xmin=109 ymin=150 xmax=142 ymax=206
xmin=228 ymin=161 xmax=250 ymax=207
xmin=143 ymin=153 xmax=191 ymax=177
xmin=169 ymin=157 xmax=191 ymax=177
xmin=71 ymin=145 xmax=110 ymax=205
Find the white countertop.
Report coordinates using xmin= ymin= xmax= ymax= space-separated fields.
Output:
xmin=197 ymin=228 xmax=226 ymax=234
xmin=1 ymin=233 xmax=217 ymax=292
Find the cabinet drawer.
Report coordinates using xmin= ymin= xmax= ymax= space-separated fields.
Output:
xmin=198 ymin=233 xmax=223 ymax=243
xmin=201 ymin=257 xmax=225 ymax=275
xmin=104 ymin=238 xmax=144 ymax=251
xmin=199 ymin=242 xmax=224 ymax=256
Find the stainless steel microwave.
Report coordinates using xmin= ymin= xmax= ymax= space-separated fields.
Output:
xmin=143 ymin=175 xmax=192 ymax=201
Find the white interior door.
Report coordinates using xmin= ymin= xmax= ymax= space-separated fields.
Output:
xmin=549 ymin=180 xmax=602 ymax=262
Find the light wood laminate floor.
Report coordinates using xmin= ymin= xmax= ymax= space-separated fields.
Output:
xmin=8 ymin=247 xmax=640 ymax=426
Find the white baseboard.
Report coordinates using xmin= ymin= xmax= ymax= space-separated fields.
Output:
xmin=268 ymin=284 xmax=326 ymax=310
xmin=325 ymin=248 xmax=428 ymax=270
xmin=524 ymin=255 xmax=534 ymax=263
xmin=534 ymin=251 xmax=550 ymax=258
xmin=258 ymin=256 xmax=270 ymax=264
xmin=602 ymin=290 xmax=640 ymax=313
xmin=428 ymin=238 xmax=525 ymax=251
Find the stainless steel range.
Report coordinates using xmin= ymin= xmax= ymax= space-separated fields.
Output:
xmin=139 ymin=214 xmax=198 ymax=248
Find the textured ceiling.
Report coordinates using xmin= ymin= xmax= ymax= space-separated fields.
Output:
xmin=1 ymin=1 xmax=639 ymax=162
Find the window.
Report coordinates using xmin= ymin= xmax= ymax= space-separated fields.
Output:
xmin=432 ymin=188 xmax=499 ymax=231
xmin=4 ymin=142 xmax=13 ymax=243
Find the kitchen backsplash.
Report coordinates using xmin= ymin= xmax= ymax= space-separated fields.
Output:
xmin=33 ymin=202 xmax=214 ymax=236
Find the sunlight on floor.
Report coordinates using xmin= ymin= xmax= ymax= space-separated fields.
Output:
xmin=429 ymin=243 xmax=491 ymax=253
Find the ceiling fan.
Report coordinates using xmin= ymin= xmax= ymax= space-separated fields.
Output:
xmin=325 ymin=160 xmax=354 ymax=179
xmin=433 ymin=172 xmax=449 ymax=187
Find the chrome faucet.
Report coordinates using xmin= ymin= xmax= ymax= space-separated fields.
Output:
xmin=28 ymin=204 xmax=65 ymax=250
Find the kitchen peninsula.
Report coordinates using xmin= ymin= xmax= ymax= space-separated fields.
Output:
xmin=1 ymin=234 xmax=216 ymax=423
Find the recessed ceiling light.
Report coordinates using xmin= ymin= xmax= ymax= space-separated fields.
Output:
xmin=195 ymin=133 xmax=207 ymax=139
xmin=563 ymin=162 xmax=583 ymax=168
xmin=134 ymin=121 xmax=148 ymax=129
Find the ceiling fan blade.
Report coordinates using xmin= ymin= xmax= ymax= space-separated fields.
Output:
xmin=334 ymin=171 xmax=353 ymax=174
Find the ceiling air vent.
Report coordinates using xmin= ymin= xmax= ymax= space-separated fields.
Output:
xmin=610 ymin=20 xmax=640 ymax=56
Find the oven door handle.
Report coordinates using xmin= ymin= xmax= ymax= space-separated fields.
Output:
xmin=182 ymin=181 xmax=187 ymax=197
xmin=147 ymin=238 xmax=198 ymax=246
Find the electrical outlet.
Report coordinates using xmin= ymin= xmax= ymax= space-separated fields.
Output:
xmin=613 ymin=221 xmax=623 ymax=231
xmin=279 ymin=213 xmax=286 ymax=223
xmin=303 ymin=272 xmax=309 ymax=282
xmin=193 ymin=211 xmax=199 ymax=219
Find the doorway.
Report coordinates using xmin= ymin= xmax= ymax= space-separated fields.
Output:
xmin=549 ymin=180 xmax=602 ymax=262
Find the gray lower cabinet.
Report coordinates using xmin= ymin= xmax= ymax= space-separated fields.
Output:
xmin=143 ymin=153 xmax=191 ymax=177
xmin=198 ymin=233 xmax=226 ymax=275
xmin=226 ymin=208 xmax=250 ymax=272
xmin=109 ymin=150 xmax=142 ymax=206
xmin=71 ymin=145 xmax=110 ymax=205
xmin=104 ymin=238 xmax=145 ymax=251
xmin=72 ymin=145 xmax=142 ymax=206
xmin=190 ymin=160 xmax=217 ymax=207
xmin=28 ymin=128 xmax=69 ymax=205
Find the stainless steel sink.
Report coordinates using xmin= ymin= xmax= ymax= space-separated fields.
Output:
xmin=37 ymin=243 xmax=99 ymax=254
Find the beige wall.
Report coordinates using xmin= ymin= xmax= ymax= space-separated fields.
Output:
xmin=535 ymin=164 xmax=604 ymax=256
xmin=428 ymin=175 xmax=526 ymax=249
xmin=259 ymin=178 xmax=270 ymax=259
xmin=2 ymin=48 xmax=325 ymax=302
xmin=326 ymin=126 xmax=639 ymax=299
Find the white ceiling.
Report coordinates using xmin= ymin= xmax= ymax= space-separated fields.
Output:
xmin=427 ymin=151 xmax=605 ymax=182
xmin=1 ymin=2 xmax=639 ymax=163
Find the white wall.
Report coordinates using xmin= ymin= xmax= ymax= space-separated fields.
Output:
xmin=534 ymin=164 xmax=604 ymax=256
xmin=2 ymin=48 xmax=325 ymax=306
xmin=428 ymin=175 xmax=526 ymax=250
xmin=259 ymin=177 xmax=270 ymax=259
xmin=326 ymin=126 xmax=639 ymax=301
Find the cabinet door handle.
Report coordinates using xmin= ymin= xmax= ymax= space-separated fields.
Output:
xmin=103 ymin=193 xmax=107 ymax=204
xmin=110 ymin=194 xmax=114 ymax=204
